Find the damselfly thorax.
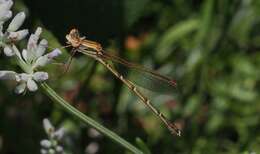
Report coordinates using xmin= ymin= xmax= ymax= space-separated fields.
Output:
xmin=65 ymin=28 xmax=181 ymax=136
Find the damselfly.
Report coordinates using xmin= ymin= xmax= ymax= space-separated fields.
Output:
xmin=65 ymin=29 xmax=181 ymax=136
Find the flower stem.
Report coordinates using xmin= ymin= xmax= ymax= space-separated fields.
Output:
xmin=40 ymin=83 xmax=143 ymax=154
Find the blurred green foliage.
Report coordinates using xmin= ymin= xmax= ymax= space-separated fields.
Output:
xmin=0 ymin=0 xmax=260 ymax=153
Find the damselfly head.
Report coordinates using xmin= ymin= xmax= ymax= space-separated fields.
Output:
xmin=66 ymin=28 xmax=82 ymax=48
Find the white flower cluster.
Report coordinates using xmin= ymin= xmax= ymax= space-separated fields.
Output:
xmin=0 ymin=0 xmax=28 ymax=54
xmin=0 ymin=0 xmax=61 ymax=94
xmin=41 ymin=118 xmax=65 ymax=154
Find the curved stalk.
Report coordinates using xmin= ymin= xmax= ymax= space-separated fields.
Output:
xmin=40 ymin=83 xmax=143 ymax=154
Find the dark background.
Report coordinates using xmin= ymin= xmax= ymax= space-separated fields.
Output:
xmin=0 ymin=0 xmax=260 ymax=153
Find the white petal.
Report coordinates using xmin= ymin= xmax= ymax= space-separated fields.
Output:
xmin=0 ymin=10 xmax=12 ymax=21
xmin=27 ymin=34 xmax=38 ymax=60
xmin=7 ymin=12 xmax=26 ymax=32
xmin=27 ymin=28 xmax=42 ymax=61
xmin=53 ymin=127 xmax=65 ymax=140
xmin=0 ymin=0 xmax=13 ymax=11
xmin=47 ymin=48 xmax=62 ymax=59
xmin=8 ymin=29 xmax=28 ymax=41
xmin=34 ymin=49 xmax=61 ymax=68
xmin=0 ymin=2 xmax=12 ymax=21
xmin=17 ymin=73 xmax=30 ymax=82
xmin=14 ymin=82 xmax=26 ymax=94
xmin=35 ymin=27 xmax=42 ymax=36
xmin=3 ymin=45 xmax=14 ymax=56
xmin=33 ymin=72 xmax=48 ymax=82
xmin=22 ymin=49 xmax=27 ymax=61
xmin=56 ymin=146 xmax=64 ymax=153
xmin=40 ymin=139 xmax=52 ymax=148
xmin=27 ymin=78 xmax=38 ymax=91
xmin=43 ymin=118 xmax=54 ymax=134
xmin=48 ymin=149 xmax=55 ymax=154
xmin=86 ymin=142 xmax=99 ymax=154
xmin=40 ymin=149 xmax=48 ymax=154
xmin=0 ymin=70 xmax=17 ymax=80
xmin=27 ymin=35 xmax=38 ymax=51
xmin=88 ymin=128 xmax=101 ymax=138
xmin=34 ymin=55 xmax=49 ymax=67
xmin=36 ymin=39 xmax=48 ymax=57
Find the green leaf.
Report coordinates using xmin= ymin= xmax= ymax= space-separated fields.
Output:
xmin=135 ymin=137 xmax=151 ymax=154
xmin=229 ymin=1 xmax=257 ymax=46
xmin=155 ymin=18 xmax=199 ymax=61
xmin=194 ymin=0 xmax=215 ymax=45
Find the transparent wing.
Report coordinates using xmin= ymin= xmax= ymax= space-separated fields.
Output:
xmin=98 ymin=50 xmax=178 ymax=94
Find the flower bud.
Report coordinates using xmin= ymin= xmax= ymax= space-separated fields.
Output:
xmin=27 ymin=28 xmax=42 ymax=59
xmin=15 ymin=82 xmax=26 ymax=94
xmin=35 ymin=27 xmax=42 ymax=36
xmin=27 ymin=34 xmax=38 ymax=52
xmin=27 ymin=77 xmax=38 ymax=91
xmin=56 ymin=146 xmax=64 ymax=153
xmin=8 ymin=29 xmax=29 ymax=41
xmin=40 ymin=149 xmax=48 ymax=154
xmin=7 ymin=12 xmax=26 ymax=32
xmin=34 ymin=55 xmax=49 ymax=67
xmin=18 ymin=73 xmax=30 ymax=81
xmin=33 ymin=72 xmax=48 ymax=82
xmin=0 ymin=70 xmax=17 ymax=80
xmin=3 ymin=45 xmax=14 ymax=56
xmin=40 ymin=139 xmax=52 ymax=148
xmin=0 ymin=10 xmax=12 ymax=21
xmin=86 ymin=142 xmax=99 ymax=154
xmin=43 ymin=119 xmax=54 ymax=135
xmin=48 ymin=149 xmax=55 ymax=154
xmin=47 ymin=49 xmax=62 ymax=59
xmin=0 ymin=0 xmax=13 ymax=11
xmin=36 ymin=39 xmax=48 ymax=57
xmin=53 ymin=128 xmax=65 ymax=140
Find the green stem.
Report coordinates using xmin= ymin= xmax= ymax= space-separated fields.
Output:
xmin=40 ymin=83 xmax=143 ymax=154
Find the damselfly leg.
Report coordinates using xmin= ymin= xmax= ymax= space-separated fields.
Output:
xmin=65 ymin=28 xmax=181 ymax=136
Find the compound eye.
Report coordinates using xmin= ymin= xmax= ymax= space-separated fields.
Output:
xmin=71 ymin=29 xmax=80 ymax=38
